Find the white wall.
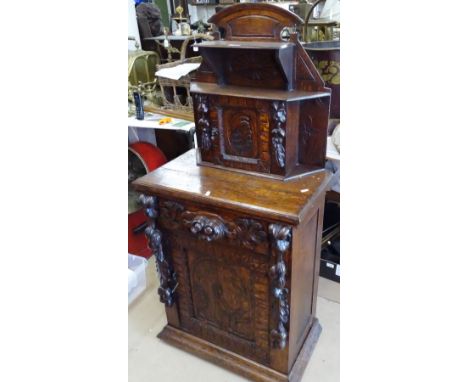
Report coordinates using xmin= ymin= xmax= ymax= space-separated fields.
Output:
xmin=128 ymin=0 xmax=141 ymax=50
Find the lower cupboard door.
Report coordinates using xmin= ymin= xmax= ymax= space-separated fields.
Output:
xmin=170 ymin=235 xmax=272 ymax=365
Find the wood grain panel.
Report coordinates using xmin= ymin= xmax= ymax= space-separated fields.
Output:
xmin=228 ymin=15 xmax=279 ymax=39
xmin=171 ymin=234 xmax=271 ymax=365
xmin=298 ymin=98 xmax=330 ymax=169
xmin=287 ymin=210 xmax=319 ymax=371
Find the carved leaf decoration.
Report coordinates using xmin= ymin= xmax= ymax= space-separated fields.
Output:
xmin=228 ymin=218 xmax=267 ymax=249
xmin=272 ymin=132 xmax=286 ymax=168
xmin=198 ymin=117 xmax=209 ymax=129
xmin=274 ymin=108 xmax=286 ymax=124
xmin=201 ymin=124 xmax=212 ymax=151
xmin=196 ymin=95 xmax=209 ymax=113
xmin=242 ymin=219 xmax=267 ymax=242
xmin=211 ymin=127 xmax=219 ymax=142
xmin=269 ymin=224 xmax=291 ymax=251
xmin=182 ymin=211 xmax=226 ymax=242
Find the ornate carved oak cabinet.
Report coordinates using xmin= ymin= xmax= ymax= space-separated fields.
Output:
xmin=132 ymin=4 xmax=332 ymax=382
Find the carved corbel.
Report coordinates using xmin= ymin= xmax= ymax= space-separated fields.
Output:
xmin=139 ymin=194 xmax=178 ymax=307
xmin=271 ymin=101 xmax=287 ymax=168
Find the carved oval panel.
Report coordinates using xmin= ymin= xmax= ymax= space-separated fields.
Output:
xmin=229 ymin=115 xmax=253 ymax=156
xmin=223 ymin=108 xmax=258 ymax=159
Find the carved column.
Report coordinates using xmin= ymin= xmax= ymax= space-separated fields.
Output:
xmin=271 ymin=101 xmax=287 ymax=168
xmin=195 ymin=94 xmax=212 ymax=151
xmin=139 ymin=194 xmax=178 ymax=307
xmin=269 ymin=223 xmax=292 ymax=349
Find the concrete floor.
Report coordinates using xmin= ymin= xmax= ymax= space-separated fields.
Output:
xmin=129 ymin=256 xmax=340 ymax=382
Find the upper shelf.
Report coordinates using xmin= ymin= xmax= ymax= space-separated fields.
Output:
xmin=194 ymin=40 xmax=295 ymax=50
xmin=193 ymin=40 xmax=297 ymax=91
xmin=190 ymin=82 xmax=330 ymax=102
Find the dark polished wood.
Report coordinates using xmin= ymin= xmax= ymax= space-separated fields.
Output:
xmin=190 ymin=3 xmax=331 ymax=180
xmin=132 ymin=5 xmax=332 ymax=381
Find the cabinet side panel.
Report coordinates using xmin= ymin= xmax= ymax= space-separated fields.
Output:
xmin=311 ymin=195 xmax=325 ymax=320
xmin=298 ymin=97 xmax=330 ymax=170
xmin=285 ymin=102 xmax=299 ymax=176
xmin=288 ymin=208 xmax=319 ymax=371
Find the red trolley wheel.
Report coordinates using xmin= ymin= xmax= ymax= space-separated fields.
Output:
xmin=128 ymin=142 xmax=167 ymax=258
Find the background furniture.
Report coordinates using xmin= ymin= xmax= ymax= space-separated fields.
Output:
xmin=145 ymin=34 xmax=211 ymax=63
xmin=303 ymin=40 xmax=340 ymax=119
xmin=136 ymin=3 xmax=164 ymax=52
xmin=302 ymin=0 xmax=340 ymax=42
xmin=128 ymin=112 xmax=196 ymax=161
xmin=128 ymin=40 xmax=160 ymax=105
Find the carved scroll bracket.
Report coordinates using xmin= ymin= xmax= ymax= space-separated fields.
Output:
xmin=139 ymin=194 xmax=178 ymax=307
xmin=269 ymin=223 xmax=292 ymax=349
xmin=271 ymin=101 xmax=287 ymax=168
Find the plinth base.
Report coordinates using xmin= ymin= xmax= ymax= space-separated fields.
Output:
xmin=157 ymin=319 xmax=322 ymax=382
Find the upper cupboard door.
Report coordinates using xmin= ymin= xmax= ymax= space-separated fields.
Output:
xmin=214 ymin=96 xmax=273 ymax=173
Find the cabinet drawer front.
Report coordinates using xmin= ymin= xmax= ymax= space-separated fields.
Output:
xmin=169 ymin=234 xmax=272 ymax=365
xmin=157 ymin=199 xmax=270 ymax=256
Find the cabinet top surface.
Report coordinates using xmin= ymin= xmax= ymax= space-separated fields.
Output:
xmin=132 ymin=150 xmax=331 ymax=225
